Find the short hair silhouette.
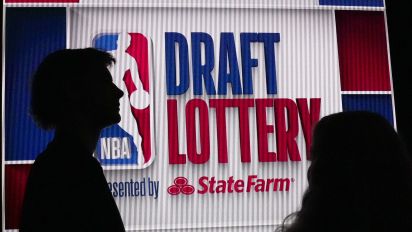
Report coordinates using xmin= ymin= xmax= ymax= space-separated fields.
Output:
xmin=31 ymin=48 xmax=115 ymax=129
xmin=21 ymin=48 xmax=125 ymax=231
xmin=277 ymin=111 xmax=412 ymax=232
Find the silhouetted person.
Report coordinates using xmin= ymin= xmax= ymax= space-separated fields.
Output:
xmin=20 ymin=48 xmax=126 ymax=232
xmin=277 ymin=111 xmax=412 ymax=232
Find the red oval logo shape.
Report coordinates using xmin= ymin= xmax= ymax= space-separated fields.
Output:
xmin=167 ymin=185 xmax=181 ymax=195
xmin=181 ymin=185 xmax=195 ymax=195
xmin=174 ymin=177 xmax=188 ymax=186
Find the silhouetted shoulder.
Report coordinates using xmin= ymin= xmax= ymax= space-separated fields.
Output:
xmin=21 ymin=140 xmax=125 ymax=232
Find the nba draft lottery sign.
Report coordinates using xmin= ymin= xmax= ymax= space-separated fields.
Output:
xmin=4 ymin=2 xmax=394 ymax=231
xmin=71 ymin=7 xmax=391 ymax=229
xmin=92 ymin=31 xmax=320 ymax=170
xmin=77 ymin=7 xmax=342 ymax=228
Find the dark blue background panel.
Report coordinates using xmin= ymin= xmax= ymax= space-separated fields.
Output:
xmin=342 ymin=94 xmax=394 ymax=125
xmin=319 ymin=0 xmax=384 ymax=7
xmin=5 ymin=8 xmax=66 ymax=161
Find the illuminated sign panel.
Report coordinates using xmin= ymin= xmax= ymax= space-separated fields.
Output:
xmin=3 ymin=2 xmax=393 ymax=231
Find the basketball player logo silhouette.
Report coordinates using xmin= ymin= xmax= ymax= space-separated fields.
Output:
xmin=93 ymin=32 xmax=153 ymax=169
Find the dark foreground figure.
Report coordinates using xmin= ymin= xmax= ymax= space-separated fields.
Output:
xmin=20 ymin=48 xmax=125 ymax=232
xmin=277 ymin=111 xmax=412 ymax=232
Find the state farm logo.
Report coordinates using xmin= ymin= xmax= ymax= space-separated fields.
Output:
xmin=167 ymin=177 xmax=195 ymax=195
xmin=167 ymin=175 xmax=294 ymax=196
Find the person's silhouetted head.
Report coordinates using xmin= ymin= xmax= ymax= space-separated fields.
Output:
xmin=278 ymin=111 xmax=412 ymax=232
xmin=30 ymin=48 xmax=123 ymax=130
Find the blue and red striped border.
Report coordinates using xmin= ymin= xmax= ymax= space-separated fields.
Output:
xmin=4 ymin=8 xmax=67 ymax=229
xmin=335 ymin=10 xmax=394 ymax=125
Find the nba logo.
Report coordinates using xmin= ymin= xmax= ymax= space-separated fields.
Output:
xmin=93 ymin=32 xmax=155 ymax=169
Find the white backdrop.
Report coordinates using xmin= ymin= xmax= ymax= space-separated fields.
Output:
xmin=70 ymin=7 xmax=342 ymax=231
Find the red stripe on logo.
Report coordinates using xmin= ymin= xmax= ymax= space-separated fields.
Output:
xmin=123 ymin=33 xmax=152 ymax=163
xmin=336 ymin=11 xmax=391 ymax=91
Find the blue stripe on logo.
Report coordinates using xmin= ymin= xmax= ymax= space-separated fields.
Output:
xmin=93 ymin=34 xmax=119 ymax=52
xmin=342 ymin=94 xmax=394 ymax=125
xmin=320 ymin=0 xmax=384 ymax=7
